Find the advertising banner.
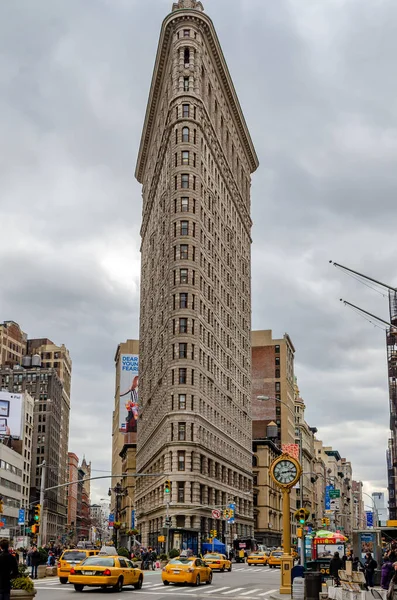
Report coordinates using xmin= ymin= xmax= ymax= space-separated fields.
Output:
xmin=0 ymin=391 xmax=23 ymax=439
xmin=18 ymin=509 xmax=25 ymax=525
xmin=360 ymin=533 xmax=375 ymax=559
xmin=317 ymin=543 xmax=345 ymax=559
xmin=325 ymin=485 xmax=334 ymax=511
xmin=366 ymin=511 xmax=374 ymax=527
xmin=119 ymin=354 xmax=139 ymax=438
xmin=131 ymin=510 xmax=135 ymax=529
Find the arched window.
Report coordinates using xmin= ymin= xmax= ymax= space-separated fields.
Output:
xmin=182 ymin=127 xmax=190 ymax=142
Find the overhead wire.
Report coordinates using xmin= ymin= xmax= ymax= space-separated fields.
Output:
xmin=334 ymin=265 xmax=388 ymax=298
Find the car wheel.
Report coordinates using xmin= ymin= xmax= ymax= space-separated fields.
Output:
xmin=60 ymin=578 xmax=68 ymax=584
xmin=195 ymin=575 xmax=200 ymax=587
xmin=74 ymin=584 xmax=84 ymax=592
xmin=134 ymin=575 xmax=143 ymax=590
xmin=228 ymin=564 xmax=232 ymax=572
xmin=206 ymin=571 xmax=213 ymax=585
xmin=221 ymin=565 xmax=225 ymax=572
xmin=113 ymin=577 xmax=123 ymax=592
xmin=163 ymin=580 xmax=169 ymax=586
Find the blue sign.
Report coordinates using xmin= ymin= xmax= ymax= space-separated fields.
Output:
xmin=325 ymin=485 xmax=334 ymax=511
xmin=18 ymin=509 xmax=25 ymax=525
xmin=108 ymin=513 xmax=114 ymax=526
xmin=131 ymin=510 xmax=135 ymax=529
xmin=366 ymin=511 xmax=373 ymax=527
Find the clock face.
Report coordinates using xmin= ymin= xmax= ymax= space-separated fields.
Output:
xmin=273 ymin=460 xmax=298 ymax=485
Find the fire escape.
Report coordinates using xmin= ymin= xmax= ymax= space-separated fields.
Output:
xmin=388 ymin=291 xmax=397 ymax=519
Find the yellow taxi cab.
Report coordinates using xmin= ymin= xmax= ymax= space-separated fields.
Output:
xmin=69 ymin=554 xmax=143 ymax=592
xmin=162 ymin=557 xmax=213 ymax=586
xmin=268 ymin=550 xmax=284 ymax=568
xmin=203 ymin=553 xmax=232 ymax=572
xmin=58 ymin=549 xmax=99 ymax=584
xmin=247 ymin=551 xmax=268 ymax=566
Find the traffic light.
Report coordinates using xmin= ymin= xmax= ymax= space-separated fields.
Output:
xmin=0 ymin=499 xmax=3 ymax=514
xmin=34 ymin=504 xmax=41 ymax=523
xmin=31 ymin=525 xmax=36 ymax=534
xmin=164 ymin=480 xmax=171 ymax=494
xmin=322 ymin=518 xmax=327 ymax=527
xmin=209 ymin=529 xmax=217 ymax=538
xmin=298 ymin=509 xmax=306 ymax=525
xmin=297 ymin=528 xmax=302 ymax=538
xmin=165 ymin=516 xmax=172 ymax=527
xmin=326 ymin=518 xmax=330 ymax=526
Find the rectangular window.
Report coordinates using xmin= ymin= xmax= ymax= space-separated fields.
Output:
xmin=275 ymin=369 xmax=280 ymax=378
xmin=179 ymin=343 xmax=187 ymax=359
xmin=179 ymin=367 xmax=187 ymax=383
xmin=174 ymin=175 xmax=178 ymax=190
xmin=180 ymin=221 xmax=189 ymax=235
xmin=275 ymin=356 xmax=280 ymax=366
xmin=180 ymin=268 xmax=188 ymax=284
xmin=183 ymin=77 xmax=189 ymax=91
xmin=181 ymin=174 xmax=189 ymax=188
xmin=178 ymin=451 xmax=186 ymax=471
xmin=275 ymin=345 xmax=280 ymax=353
xmin=182 ymin=151 xmax=189 ymax=165
xmin=177 ymin=481 xmax=185 ymax=503
xmin=178 ymin=423 xmax=186 ymax=441
xmin=179 ymin=318 xmax=188 ymax=334
xmin=182 ymin=104 xmax=189 ymax=118
xmin=181 ymin=197 xmax=189 ymax=212
xmin=175 ymin=152 xmax=178 ymax=167
xmin=178 ymin=394 xmax=186 ymax=410
xmin=183 ymin=29 xmax=190 ymax=37
xmin=182 ymin=127 xmax=189 ymax=142
xmin=180 ymin=244 xmax=188 ymax=259
xmin=180 ymin=293 xmax=188 ymax=308
xmin=275 ymin=382 xmax=281 ymax=393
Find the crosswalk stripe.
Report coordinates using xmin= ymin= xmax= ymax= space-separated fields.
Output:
xmin=240 ymin=590 xmax=262 ymax=596
xmin=204 ymin=587 xmax=230 ymax=594
xmin=258 ymin=589 xmax=278 ymax=596
xmin=222 ymin=588 xmax=244 ymax=595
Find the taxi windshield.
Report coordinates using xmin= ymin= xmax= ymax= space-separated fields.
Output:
xmin=169 ymin=558 xmax=194 ymax=565
xmin=251 ymin=553 xmax=264 ymax=556
xmin=272 ymin=552 xmax=283 ymax=557
xmin=205 ymin=554 xmax=221 ymax=559
xmin=62 ymin=552 xmax=86 ymax=562
xmin=81 ymin=557 xmax=115 ymax=567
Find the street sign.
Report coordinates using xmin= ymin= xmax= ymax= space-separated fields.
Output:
xmin=108 ymin=513 xmax=114 ymax=528
xmin=325 ymin=486 xmax=333 ymax=510
xmin=131 ymin=510 xmax=135 ymax=529
xmin=158 ymin=535 xmax=165 ymax=542
xmin=0 ymin=518 xmax=6 ymax=528
xmin=18 ymin=509 xmax=25 ymax=525
xmin=228 ymin=503 xmax=236 ymax=524
xmin=330 ymin=498 xmax=340 ymax=511
xmin=329 ymin=489 xmax=340 ymax=499
xmin=366 ymin=511 xmax=374 ymax=527
xmin=212 ymin=509 xmax=221 ymax=519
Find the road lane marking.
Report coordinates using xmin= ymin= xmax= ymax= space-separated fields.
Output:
xmin=240 ymin=590 xmax=261 ymax=596
xmin=222 ymin=588 xmax=244 ymax=595
xmin=258 ymin=589 xmax=278 ymax=596
xmin=204 ymin=587 xmax=231 ymax=594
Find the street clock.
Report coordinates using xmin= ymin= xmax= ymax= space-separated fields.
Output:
xmin=270 ymin=454 xmax=302 ymax=489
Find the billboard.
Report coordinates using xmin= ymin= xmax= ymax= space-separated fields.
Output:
xmin=0 ymin=391 xmax=23 ymax=439
xmin=119 ymin=354 xmax=139 ymax=436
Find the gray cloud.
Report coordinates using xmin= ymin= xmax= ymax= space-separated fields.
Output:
xmin=1 ymin=0 xmax=395 ymax=500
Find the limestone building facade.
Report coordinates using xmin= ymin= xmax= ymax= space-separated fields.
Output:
xmin=135 ymin=0 xmax=259 ymax=550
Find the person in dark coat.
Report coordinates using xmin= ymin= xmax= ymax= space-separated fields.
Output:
xmin=364 ymin=552 xmax=377 ymax=589
xmin=0 ymin=538 xmax=19 ymax=600
xmin=353 ymin=556 xmax=364 ymax=572
xmin=330 ymin=552 xmax=343 ymax=586
xmin=30 ymin=546 xmax=40 ymax=579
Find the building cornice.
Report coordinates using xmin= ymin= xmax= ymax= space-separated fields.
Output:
xmin=135 ymin=9 xmax=258 ymax=183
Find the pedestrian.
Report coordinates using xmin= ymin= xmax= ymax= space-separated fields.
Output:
xmin=141 ymin=549 xmax=148 ymax=570
xmin=150 ymin=549 xmax=157 ymax=570
xmin=0 ymin=538 xmax=19 ymax=600
xmin=30 ymin=546 xmax=40 ymax=580
xmin=364 ymin=552 xmax=377 ymax=590
xmin=382 ymin=556 xmax=394 ymax=590
xmin=47 ymin=551 xmax=56 ymax=567
xmin=330 ymin=552 xmax=343 ymax=587
xmin=353 ymin=557 xmax=364 ymax=572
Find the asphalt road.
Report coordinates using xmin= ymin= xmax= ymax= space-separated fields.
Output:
xmin=35 ymin=564 xmax=280 ymax=600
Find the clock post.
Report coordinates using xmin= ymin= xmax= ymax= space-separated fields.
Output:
xmin=269 ymin=453 xmax=302 ymax=595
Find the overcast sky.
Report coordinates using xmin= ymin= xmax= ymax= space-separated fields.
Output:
xmin=1 ymin=0 xmax=396 ymax=506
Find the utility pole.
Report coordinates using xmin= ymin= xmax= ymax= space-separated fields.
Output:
xmin=37 ymin=461 xmax=46 ymax=547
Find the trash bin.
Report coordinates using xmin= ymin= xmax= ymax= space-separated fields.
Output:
xmin=374 ymin=569 xmax=381 ymax=587
xmin=305 ymin=571 xmax=322 ymax=600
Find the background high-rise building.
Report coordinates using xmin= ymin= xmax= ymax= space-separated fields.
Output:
xmin=0 ymin=321 xmax=71 ymax=544
xmin=134 ymin=0 xmax=258 ymax=550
